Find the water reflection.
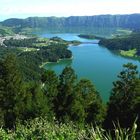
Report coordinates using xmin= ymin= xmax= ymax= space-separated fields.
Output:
xmin=46 ymin=59 xmax=72 ymax=74
xmin=33 ymin=27 xmax=119 ymax=38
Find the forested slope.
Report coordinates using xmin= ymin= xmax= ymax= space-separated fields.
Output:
xmin=99 ymin=32 xmax=140 ymax=56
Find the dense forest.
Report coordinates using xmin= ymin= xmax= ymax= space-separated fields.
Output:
xmin=0 ymin=37 xmax=72 ymax=81
xmin=0 ymin=23 xmax=140 ymax=138
xmin=0 ymin=31 xmax=140 ymax=138
xmin=1 ymin=14 xmax=140 ymax=31
xmin=3 ymin=38 xmax=37 ymax=47
xmin=99 ymin=32 xmax=140 ymax=56
xmin=0 ymin=52 xmax=140 ymax=138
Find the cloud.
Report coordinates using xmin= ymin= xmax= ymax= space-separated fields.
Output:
xmin=0 ymin=0 xmax=140 ymax=20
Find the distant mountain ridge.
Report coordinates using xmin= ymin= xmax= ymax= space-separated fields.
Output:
xmin=1 ymin=14 xmax=140 ymax=30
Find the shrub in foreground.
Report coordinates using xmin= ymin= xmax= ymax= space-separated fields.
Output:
xmin=0 ymin=117 xmax=138 ymax=140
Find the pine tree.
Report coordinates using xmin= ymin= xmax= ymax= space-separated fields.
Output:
xmin=41 ymin=70 xmax=59 ymax=119
xmin=105 ymin=63 xmax=139 ymax=129
xmin=54 ymin=66 xmax=77 ymax=122
xmin=131 ymin=79 xmax=140 ymax=130
xmin=0 ymin=54 xmax=24 ymax=129
xmin=72 ymin=79 xmax=105 ymax=125
xmin=22 ymin=82 xmax=49 ymax=120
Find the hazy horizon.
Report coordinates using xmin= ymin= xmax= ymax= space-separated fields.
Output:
xmin=1 ymin=13 xmax=140 ymax=22
xmin=1 ymin=0 xmax=140 ymax=21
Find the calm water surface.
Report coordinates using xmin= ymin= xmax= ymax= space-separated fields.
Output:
xmin=39 ymin=33 xmax=140 ymax=102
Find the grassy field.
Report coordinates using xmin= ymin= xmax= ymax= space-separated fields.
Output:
xmin=18 ymin=47 xmax=39 ymax=52
xmin=0 ymin=25 xmax=14 ymax=36
xmin=111 ymin=29 xmax=132 ymax=39
xmin=120 ymin=49 xmax=137 ymax=57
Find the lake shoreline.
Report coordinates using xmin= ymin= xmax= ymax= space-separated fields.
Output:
xmin=112 ymin=50 xmax=140 ymax=60
xmin=40 ymin=56 xmax=73 ymax=68
xmin=37 ymin=33 xmax=140 ymax=102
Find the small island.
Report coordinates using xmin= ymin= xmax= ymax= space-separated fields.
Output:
xmin=50 ymin=36 xmax=81 ymax=46
xmin=78 ymin=34 xmax=101 ymax=40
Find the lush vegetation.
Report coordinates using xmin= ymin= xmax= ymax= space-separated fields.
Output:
xmin=0 ymin=54 xmax=104 ymax=127
xmin=99 ymin=32 xmax=140 ymax=57
xmin=49 ymin=36 xmax=81 ymax=46
xmin=3 ymin=37 xmax=37 ymax=47
xmin=0 ymin=37 xmax=72 ymax=81
xmin=0 ymin=34 xmax=140 ymax=139
xmin=0 ymin=117 xmax=138 ymax=139
xmin=0 ymin=25 xmax=14 ymax=36
xmin=104 ymin=63 xmax=140 ymax=129
xmin=120 ymin=49 xmax=137 ymax=57
xmin=0 ymin=51 xmax=140 ymax=139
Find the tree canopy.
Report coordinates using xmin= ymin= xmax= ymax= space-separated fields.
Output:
xmin=105 ymin=63 xmax=140 ymax=129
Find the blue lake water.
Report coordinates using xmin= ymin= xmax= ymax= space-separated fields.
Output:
xmin=38 ymin=33 xmax=140 ymax=102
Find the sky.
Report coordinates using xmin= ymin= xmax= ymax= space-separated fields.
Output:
xmin=0 ymin=0 xmax=140 ymax=21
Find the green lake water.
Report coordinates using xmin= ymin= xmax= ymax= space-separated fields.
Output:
xmin=37 ymin=30 xmax=140 ymax=102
